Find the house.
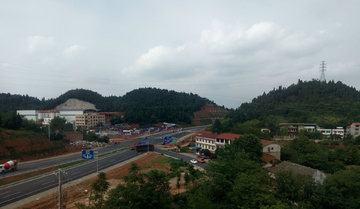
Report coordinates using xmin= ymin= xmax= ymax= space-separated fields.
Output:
xmin=195 ymin=132 xmax=242 ymax=152
xmin=277 ymin=123 xmax=318 ymax=140
xmin=261 ymin=140 xmax=281 ymax=160
xmin=268 ymin=161 xmax=326 ymax=184
xmin=318 ymin=127 xmax=344 ymax=139
xmin=195 ymin=133 xmax=218 ymax=152
xmin=215 ymin=133 xmax=242 ymax=148
xmin=346 ymin=122 xmax=360 ymax=138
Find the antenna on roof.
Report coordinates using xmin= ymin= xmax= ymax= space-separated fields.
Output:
xmin=319 ymin=61 xmax=326 ymax=82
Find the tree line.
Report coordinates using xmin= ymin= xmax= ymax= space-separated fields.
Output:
xmin=0 ymin=87 xmax=214 ymax=124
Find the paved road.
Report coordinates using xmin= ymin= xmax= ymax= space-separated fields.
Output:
xmin=0 ymin=126 xmax=207 ymax=179
xmin=0 ymin=126 xmax=208 ymax=207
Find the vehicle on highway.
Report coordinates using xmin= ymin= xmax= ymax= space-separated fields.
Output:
xmin=190 ymin=159 xmax=198 ymax=164
xmin=0 ymin=160 xmax=18 ymax=173
xmin=135 ymin=144 xmax=155 ymax=152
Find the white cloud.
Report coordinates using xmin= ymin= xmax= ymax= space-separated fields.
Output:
xmin=64 ymin=45 xmax=86 ymax=57
xmin=27 ymin=36 xmax=56 ymax=53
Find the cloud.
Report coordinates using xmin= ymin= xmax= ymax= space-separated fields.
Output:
xmin=123 ymin=19 xmax=329 ymax=80
xmin=27 ymin=36 xmax=56 ymax=53
xmin=64 ymin=45 xmax=86 ymax=57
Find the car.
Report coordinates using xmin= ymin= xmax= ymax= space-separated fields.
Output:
xmin=190 ymin=159 xmax=198 ymax=164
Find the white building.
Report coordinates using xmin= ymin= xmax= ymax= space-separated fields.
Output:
xmin=261 ymin=140 xmax=281 ymax=160
xmin=318 ymin=127 xmax=344 ymax=139
xmin=195 ymin=133 xmax=218 ymax=152
xmin=346 ymin=122 xmax=360 ymax=138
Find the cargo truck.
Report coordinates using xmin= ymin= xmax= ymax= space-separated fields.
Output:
xmin=130 ymin=142 xmax=142 ymax=150
xmin=135 ymin=144 xmax=154 ymax=152
xmin=0 ymin=160 xmax=18 ymax=173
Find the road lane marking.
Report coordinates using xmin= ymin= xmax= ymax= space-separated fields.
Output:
xmin=73 ymin=171 xmax=81 ymax=175
xmin=2 ymin=191 xmax=21 ymax=199
xmin=0 ymin=190 xmax=10 ymax=195
xmin=42 ymin=181 xmax=54 ymax=185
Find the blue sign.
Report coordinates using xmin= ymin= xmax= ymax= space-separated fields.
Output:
xmin=82 ymin=150 xmax=94 ymax=159
xmin=141 ymin=140 xmax=147 ymax=144
xmin=164 ymin=136 xmax=172 ymax=144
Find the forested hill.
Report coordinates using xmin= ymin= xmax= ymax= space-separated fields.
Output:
xmin=0 ymin=88 xmax=215 ymax=124
xmin=225 ymin=80 xmax=360 ymax=132
xmin=122 ymin=88 xmax=213 ymax=124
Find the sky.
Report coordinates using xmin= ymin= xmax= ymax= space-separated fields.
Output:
xmin=1 ymin=0 xmax=359 ymax=109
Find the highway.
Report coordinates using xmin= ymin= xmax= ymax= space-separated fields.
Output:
xmin=0 ymin=126 xmax=207 ymax=208
xmin=0 ymin=126 xmax=206 ymax=178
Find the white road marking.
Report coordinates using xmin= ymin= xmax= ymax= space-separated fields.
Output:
xmin=42 ymin=181 xmax=54 ymax=185
xmin=2 ymin=191 xmax=21 ymax=199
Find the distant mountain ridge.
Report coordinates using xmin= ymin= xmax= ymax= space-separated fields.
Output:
xmin=0 ymin=88 xmax=222 ymax=125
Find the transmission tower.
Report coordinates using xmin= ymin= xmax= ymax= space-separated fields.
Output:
xmin=319 ymin=61 xmax=326 ymax=82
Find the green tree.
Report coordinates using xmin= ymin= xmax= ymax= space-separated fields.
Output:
xmin=211 ymin=119 xmax=222 ymax=134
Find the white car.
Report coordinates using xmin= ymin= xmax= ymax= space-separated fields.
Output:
xmin=190 ymin=159 xmax=198 ymax=164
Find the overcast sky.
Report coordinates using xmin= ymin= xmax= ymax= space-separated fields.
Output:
xmin=1 ymin=1 xmax=359 ymax=109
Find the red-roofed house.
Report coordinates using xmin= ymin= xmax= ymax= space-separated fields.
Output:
xmin=261 ymin=140 xmax=281 ymax=160
xmin=346 ymin=122 xmax=360 ymax=138
xmin=216 ymin=133 xmax=242 ymax=148
xmin=195 ymin=133 xmax=219 ymax=152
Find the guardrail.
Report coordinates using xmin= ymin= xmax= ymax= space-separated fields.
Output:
xmin=0 ymin=147 xmax=129 ymax=190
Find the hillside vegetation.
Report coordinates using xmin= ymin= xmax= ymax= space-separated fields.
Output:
xmin=218 ymin=80 xmax=360 ymax=135
xmin=0 ymin=88 xmax=218 ymax=124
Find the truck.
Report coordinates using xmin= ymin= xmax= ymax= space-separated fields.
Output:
xmin=197 ymin=155 xmax=206 ymax=163
xmin=135 ymin=144 xmax=154 ymax=152
xmin=0 ymin=160 xmax=19 ymax=173
xmin=130 ymin=142 xmax=142 ymax=150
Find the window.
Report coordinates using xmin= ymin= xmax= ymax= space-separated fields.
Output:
xmin=221 ymin=139 xmax=224 ymax=143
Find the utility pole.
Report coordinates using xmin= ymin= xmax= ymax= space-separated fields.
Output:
xmin=57 ymin=168 xmax=62 ymax=209
xmin=320 ymin=61 xmax=326 ymax=82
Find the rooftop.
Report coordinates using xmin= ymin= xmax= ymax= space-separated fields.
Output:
xmin=216 ymin=133 xmax=242 ymax=141
xmin=261 ymin=140 xmax=277 ymax=147
xmin=268 ymin=161 xmax=318 ymax=176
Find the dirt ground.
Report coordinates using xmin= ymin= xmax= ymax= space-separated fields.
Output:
xmin=15 ymin=152 xmax=192 ymax=209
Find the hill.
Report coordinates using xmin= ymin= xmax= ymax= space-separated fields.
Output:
xmin=223 ymin=79 xmax=360 ymax=134
xmin=0 ymin=88 xmax=223 ymax=125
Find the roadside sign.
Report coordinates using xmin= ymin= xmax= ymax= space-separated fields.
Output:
xmin=82 ymin=150 xmax=94 ymax=159
xmin=164 ymin=136 xmax=172 ymax=143
xmin=173 ymin=139 xmax=177 ymax=144
xmin=141 ymin=140 xmax=147 ymax=144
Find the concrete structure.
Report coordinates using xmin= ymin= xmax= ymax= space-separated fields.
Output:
xmin=75 ymin=112 xmax=105 ymax=129
xmin=261 ymin=140 xmax=281 ymax=160
xmin=195 ymin=133 xmax=218 ymax=151
xmin=268 ymin=161 xmax=326 ymax=184
xmin=318 ymin=127 xmax=344 ymax=139
xmin=278 ymin=123 xmax=318 ymax=139
xmin=346 ymin=122 xmax=360 ymax=138
xmin=16 ymin=110 xmax=38 ymax=121
xmin=98 ymin=112 xmax=123 ymax=123
xmin=215 ymin=133 xmax=242 ymax=148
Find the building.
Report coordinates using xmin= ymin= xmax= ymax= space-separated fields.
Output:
xmin=278 ymin=123 xmax=318 ymax=139
xmin=98 ymin=112 xmax=123 ymax=123
xmin=75 ymin=112 xmax=105 ymax=129
xmin=346 ymin=122 xmax=360 ymax=138
xmin=215 ymin=133 xmax=242 ymax=148
xmin=195 ymin=133 xmax=218 ymax=152
xmin=268 ymin=161 xmax=326 ymax=184
xmin=261 ymin=140 xmax=281 ymax=160
xmin=318 ymin=127 xmax=344 ymax=139
xmin=195 ymin=133 xmax=242 ymax=152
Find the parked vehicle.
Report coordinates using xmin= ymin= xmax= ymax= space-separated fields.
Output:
xmin=197 ymin=156 xmax=206 ymax=163
xmin=0 ymin=160 xmax=18 ymax=173
xmin=135 ymin=144 xmax=155 ymax=152
xmin=130 ymin=142 xmax=142 ymax=150
xmin=190 ymin=159 xmax=198 ymax=164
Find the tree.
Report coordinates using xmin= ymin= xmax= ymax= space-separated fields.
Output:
xmin=211 ymin=119 xmax=222 ymax=134
xmin=322 ymin=168 xmax=360 ymax=209
xmin=76 ymin=172 xmax=109 ymax=209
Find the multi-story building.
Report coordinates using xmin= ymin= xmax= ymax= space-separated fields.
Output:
xmin=75 ymin=112 xmax=105 ymax=129
xmin=318 ymin=127 xmax=344 ymax=139
xmin=278 ymin=123 xmax=318 ymax=138
xmin=195 ymin=133 xmax=218 ymax=151
xmin=215 ymin=133 xmax=242 ymax=148
xmin=346 ymin=122 xmax=360 ymax=138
